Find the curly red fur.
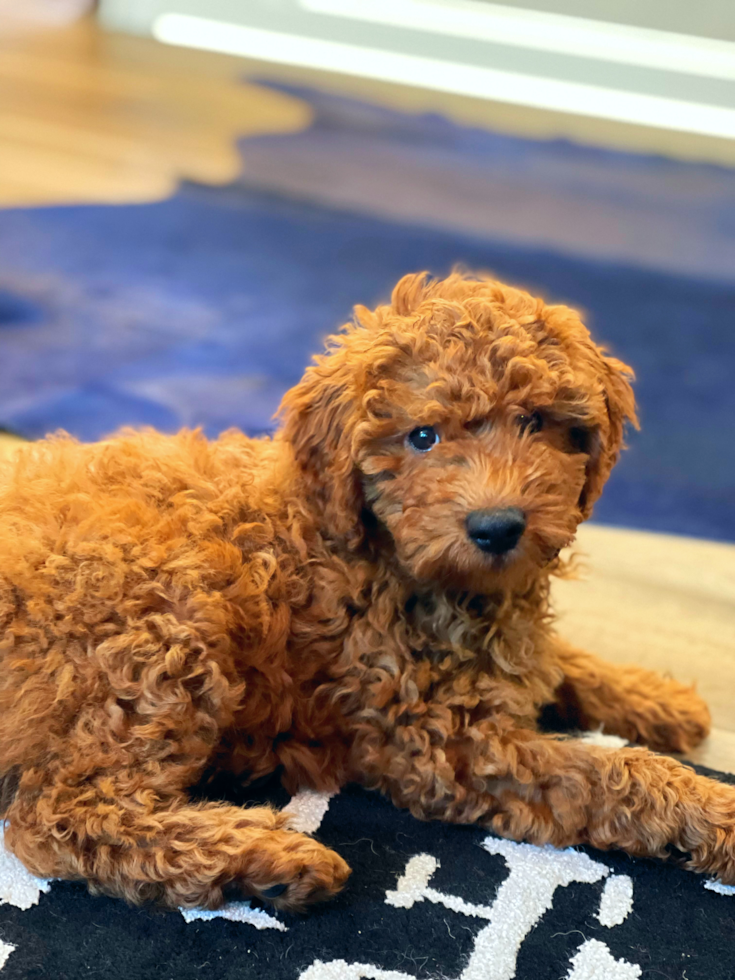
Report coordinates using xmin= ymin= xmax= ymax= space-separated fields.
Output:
xmin=0 ymin=271 xmax=727 ymax=911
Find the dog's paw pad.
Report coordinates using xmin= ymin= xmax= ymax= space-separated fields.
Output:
xmin=261 ymin=884 xmax=288 ymax=898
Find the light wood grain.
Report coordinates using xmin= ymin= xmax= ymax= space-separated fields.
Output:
xmin=555 ymin=524 xmax=735 ymax=771
xmin=0 ymin=18 xmax=732 ymax=773
xmin=555 ymin=525 xmax=735 ymax=731
xmin=0 ymin=19 xmax=311 ymax=205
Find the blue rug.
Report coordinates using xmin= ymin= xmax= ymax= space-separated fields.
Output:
xmin=0 ymin=85 xmax=733 ymax=541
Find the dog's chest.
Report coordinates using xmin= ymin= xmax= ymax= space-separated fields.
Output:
xmin=404 ymin=591 xmax=499 ymax=664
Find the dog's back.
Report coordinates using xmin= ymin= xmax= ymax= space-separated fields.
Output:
xmin=0 ymin=428 xmax=300 ymax=779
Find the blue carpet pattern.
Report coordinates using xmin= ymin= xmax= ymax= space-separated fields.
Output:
xmin=0 ymin=86 xmax=733 ymax=541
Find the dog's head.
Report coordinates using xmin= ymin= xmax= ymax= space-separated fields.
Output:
xmin=279 ymin=272 xmax=636 ymax=591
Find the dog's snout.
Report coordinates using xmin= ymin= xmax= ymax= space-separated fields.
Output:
xmin=465 ymin=507 xmax=526 ymax=555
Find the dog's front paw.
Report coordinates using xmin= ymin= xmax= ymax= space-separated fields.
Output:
xmin=246 ymin=831 xmax=351 ymax=911
xmin=624 ymin=680 xmax=711 ymax=754
xmin=688 ymin=786 xmax=735 ymax=885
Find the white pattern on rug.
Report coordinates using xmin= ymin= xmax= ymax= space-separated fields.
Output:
xmin=0 ymin=943 xmax=14 ymax=972
xmin=579 ymin=731 xmax=629 ymax=750
xmin=566 ymin=939 xmax=641 ymax=980
xmin=0 ymin=826 xmax=51 ymax=911
xmin=597 ymin=874 xmax=634 ymax=927
xmin=704 ymin=880 xmax=735 ymax=896
xmin=300 ymin=963 xmax=413 ymax=980
xmin=0 ymin=824 xmax=52 ymax=972
xmin=378 ymin=837 xmax=637 ymax=980
xmin=283 ymin=789 xmax=335 ymax=833
xmin=300 ymin=941 xmax=643 ymax=980
xmin=180 ymin=903 xmax=287 ymax=931
xmin=300 ymin=834 xmax=643 ymax=979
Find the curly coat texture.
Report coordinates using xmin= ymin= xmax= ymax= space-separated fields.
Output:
xmin=0 ymin=271 xmax=728 ymax=912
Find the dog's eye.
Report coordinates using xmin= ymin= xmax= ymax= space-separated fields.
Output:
xmin=407 ymin=426 xmax=440 ymax=452
xmin=569 ymin=425 xmax=591 ymax=454
xmin=517 ymin=411 xmax=543 ymax=435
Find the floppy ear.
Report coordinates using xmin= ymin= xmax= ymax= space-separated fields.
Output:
xmin=278 ymin=346 xmax=366 ymax=547
xmin=579 ymin=351 xmax=638 ymax=518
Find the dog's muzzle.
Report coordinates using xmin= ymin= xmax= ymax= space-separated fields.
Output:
xmin=465 ymin=507 xmax=526 ymax=555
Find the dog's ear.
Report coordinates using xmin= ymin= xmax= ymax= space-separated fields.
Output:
xmin=579 ymin=351 xmax=638 ymax=517
xmin=278 ymin=344 xmax=366 ymax=547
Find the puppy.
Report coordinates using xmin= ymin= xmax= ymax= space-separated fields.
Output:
xmin=0 ymin=271 xmax=729 ymax=912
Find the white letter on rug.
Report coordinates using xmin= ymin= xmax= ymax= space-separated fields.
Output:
xmin=180 ymin=903 xmax=287 ymax=931
xmin=460 ymin=838 xmax=611 ymax=980
xmin=704 ymin=879 xmax=735 ymax=896
xmin=0 ymin=827 xmax=51 ymax=910
xmin=566 ymin=939 xmax=641 ymax=980
xmin=0 ymin=941 xmax=14 ymax=972
xmin=303 ymin=835 xmax=643 ymax=980
xmin=597 ymin=875 xmax=634 ymax=927
xmin=299 ymin=961 xmax=413 ymax=980
xmin=385 ymin=837 xmax=639 ymax=980
xmin=282 ymin=791 xmax=334 ymax=833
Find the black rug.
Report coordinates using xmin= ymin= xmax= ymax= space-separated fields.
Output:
xmin=0 ymin=755 xmax=732 ymax=980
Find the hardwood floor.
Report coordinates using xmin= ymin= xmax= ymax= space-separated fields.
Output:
xmin=0 ymin=18 xmax=310 ymax=205
xmin=555 ymin=525 xmax=735 ymax=774
xmin=0 ymin=17 xmax=733 ymax=772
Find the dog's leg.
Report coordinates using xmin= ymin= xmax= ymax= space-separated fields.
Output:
xmin=0 ymin=605 xmax=350 ymax=910
xmin=545 ymin=639 xmax=710 ymax=753
xmin=356 ymin=728 xmax=735 ymax=883
xmin=4 ymin=779 xmax=349 ymax=910
xmin=486 ymin=734 xmax=735 ymax=882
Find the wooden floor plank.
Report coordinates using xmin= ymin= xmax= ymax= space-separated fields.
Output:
xmin=0 ymin=19 xmax=311 ymax=206
xmin=555 ymin=525 xmax=735 ymax=733
xmin=554 ymin=525 xmax=735 ymax=770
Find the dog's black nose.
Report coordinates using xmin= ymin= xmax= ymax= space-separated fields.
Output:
xmin=466 ymin=508 xmax=526 ymax=555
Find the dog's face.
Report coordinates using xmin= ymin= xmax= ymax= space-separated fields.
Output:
xmin=281 ymin=273 xmax=636 ymax=592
